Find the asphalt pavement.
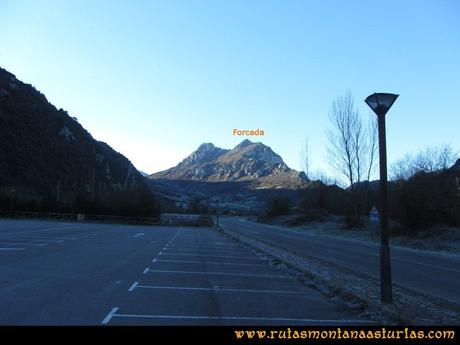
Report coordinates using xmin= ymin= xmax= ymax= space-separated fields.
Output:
xmin=0 ymin=219 xmax=372 ymax=325
xmin=220 ymin=217 xmax=460 ymax=304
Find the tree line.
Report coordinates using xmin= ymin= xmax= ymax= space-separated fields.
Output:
xmin=264 ymin=92 xmax=459 ymax=234
xmin=0 ymin=186 xmax=161 ymax=218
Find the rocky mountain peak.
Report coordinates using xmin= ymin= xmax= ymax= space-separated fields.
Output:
xmin=224 ymin=140 xmax=284 ymax=166
xmin=151 ymin=140 xmax=306 ymax=188
xmin=233 ymin=139 xmax=254 ymax=150
xmin=177 ymin=143 xmax=228 ymax=167
xmin=197 ymin=142 xmax=216 ymax=151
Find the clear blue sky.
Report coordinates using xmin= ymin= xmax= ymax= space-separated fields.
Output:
xmin=1 ymin=0 xmax=459 ymax=175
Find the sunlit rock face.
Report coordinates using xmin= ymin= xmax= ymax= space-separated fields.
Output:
xmin=150 ymin=139 xmax=307 ymax=189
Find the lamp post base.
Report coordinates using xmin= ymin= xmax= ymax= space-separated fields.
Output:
xmin=380 ymin=244 xmax=393 ymax=303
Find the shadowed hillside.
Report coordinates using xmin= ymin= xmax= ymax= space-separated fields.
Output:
xmin=0 ymin=67 xmax=159 ymax=217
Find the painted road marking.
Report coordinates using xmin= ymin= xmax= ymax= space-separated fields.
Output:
xmin=172 ymin=242 xmax=229 ymax=246
xmin=171 ymin=244 xmax=235 ymax=248
xmin=156 ymin=259 xmax=267 ymax=267
xmin=145 ymin=269 xmax=289 ymax=279
xmin=0 ymin=247 xmax=25 ymax=251
xmin=167 ymin=244 xmax=243 ymax=249
xmin=134 ymin=233 xmax=145 ymax=238
xmin=143 ymin=267 xmax=150 ymax=274
xmin=11 ymin=236 xmax=67 ymax=242
xmin=159 ymin=253 xmax=260 ymax=261
xmin=167 ymin=230 xmax=181 ymax=245
xmin=128 ymin=282 xmax=139 ymax=292
xmin=0 ymin=242 xmax=47 ymax=246
xmin=101 ymin=311 xmax=374 ymax=324
xmin=167 ymin=248 xmax=247 ymax=253
xmin=152 ymin=258 xmax=158 ymax=263
xmin=0 ymin=225 xmax=84 ymax=237
xmin=391 ymin=256 xmax=460 ymax=274
xmin=134 ymin=284 xmax=308 ymax=295
xmin=163 ymin=248 xmax=248 ymax=254
xmin=101 ymin=307 xmax=119 ymax=325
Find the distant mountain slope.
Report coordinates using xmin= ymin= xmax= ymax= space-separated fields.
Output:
xmin=150 ymin=139 xmax=307 ymax=189
xmin=0 ymin=67 xmax=157 ymax=215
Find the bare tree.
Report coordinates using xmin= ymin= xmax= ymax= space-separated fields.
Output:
xmin=327 ymin=92 xmax=377 ymax=187
xmin=391 ymin=153 xmax=418 ymax=181
xmin=366 ymin=117 xmax=378 ymax=181
xmin=327 ymin=91 xmax=357 ymax=189
xmin=391 ymin=144 xmax=458 ymax=181
xmin=311 ymin=169 xmax=337 ymax=186
xmin=299 ymin=137 xmax=311 ymax=180
xmin=326 ymin=92 xmax=378 ymax=226
xmin=414 ymin=145 xmax=457 ymax=172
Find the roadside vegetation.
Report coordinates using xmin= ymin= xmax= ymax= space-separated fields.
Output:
xmin=259 ymin=92 xmax=459 ymax=247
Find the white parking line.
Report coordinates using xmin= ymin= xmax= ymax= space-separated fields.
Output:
xmin=160 ymin=253 xmax=260 ymax=260
xmin=134 ymin=284 xmax=308 ymax=295
xmin=128 ymin=282 xmax=139 ymax=292
xmin=156 ymin=259 xmax=267 ymax=267
xmin=134 ymin=233 xmax=145 ymax=238
xmin=0 ymin=247 xmax=25 ymax=251
xmin=101 ymin=307 xmax=119 ymax=325
xmin=152 ymin=258 xmax=158 ymax=263
xmin=166 ymin=245 xmax=243 ymax=250
xmin=12 ymin=236 xmax=70 ymax=242
xmin=0 ymin=242 xmax=48 ymax=246
xmin=163 ymin=248 xmax=248 ymax=254
xmin=102 ymin=311 xmax=374 ymax=324
xmin=167 ymin=230 xmax=181 ymax=245
xmin=0 ymin=225 xmax=85 ymax=237
xmin=143 ymin=267 xmax=150 ymax=274
xmin=144 ymin=269 xmax=289 ymax=279
xmin=172 ymin=242 xmax=230 ymax=246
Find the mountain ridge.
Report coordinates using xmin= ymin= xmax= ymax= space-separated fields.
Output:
xmin=150 ymin=139 xmax=307 ymax=189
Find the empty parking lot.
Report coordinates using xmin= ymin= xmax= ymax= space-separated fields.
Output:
xmin=0 ymin=219 xmax=372 ymax=325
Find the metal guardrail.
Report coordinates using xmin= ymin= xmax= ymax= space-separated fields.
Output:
xmin=0 ymin=210 xmax=161 ymax=225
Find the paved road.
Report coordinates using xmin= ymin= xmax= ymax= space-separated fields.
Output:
xmin=221 ymin=217 xmax=460 ymax=304
xmin=0 ymin=219 xmax=372 ymax=325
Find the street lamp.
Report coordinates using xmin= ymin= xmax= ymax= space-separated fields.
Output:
xmin=365 ymin=92 xmax=398 ymax=304
xmin=10 ymin=188 xmax=16 ymax=218
xmin=215 ymin=199 xmax=219 ymax=228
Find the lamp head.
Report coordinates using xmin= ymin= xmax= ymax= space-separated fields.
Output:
xmin=365 ymin=93 xmax=399 ymax=117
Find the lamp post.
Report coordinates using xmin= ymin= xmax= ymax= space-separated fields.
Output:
xmin=9 ymin=188 xmax=16 ymax=218
xmin=365 ymin=92 xmax=398 ymax=303
xmin=215 ymin=199 xmax=219 ymax=228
